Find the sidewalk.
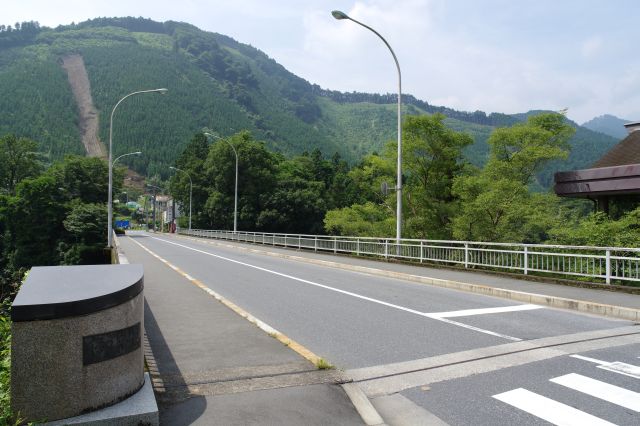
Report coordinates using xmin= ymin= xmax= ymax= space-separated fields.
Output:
xmin=175 ymin=233 xmax=640 ymax=317
xmin=118 ymin=236 xmax=366 ymax=426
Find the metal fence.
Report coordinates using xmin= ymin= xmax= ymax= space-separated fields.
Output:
xmin=178 ymin=229 xmax=640 ymax=285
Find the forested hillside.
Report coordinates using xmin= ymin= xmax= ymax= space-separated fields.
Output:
xmin=0 ymin=17 xmax=619 ymax=184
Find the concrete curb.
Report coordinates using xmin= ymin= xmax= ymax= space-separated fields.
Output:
xmin=176 ymin=234 xmax=640 ymax=322
xmin=342 ymin=383 xmax=386 ymax=425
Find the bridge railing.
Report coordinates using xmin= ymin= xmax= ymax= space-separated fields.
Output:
xmin=178 ymin=229 xmax=640 ymax=285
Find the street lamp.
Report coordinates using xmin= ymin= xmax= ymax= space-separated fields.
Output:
xmin=204 ymin=132 xmax=238 ymax=233
xmin=169 ymin=166 xmax=193 ymax=231
xmin=113 ymin=151 xmax=142 ymax=166
xmin=108 ymin=88 xmax=168 ymax=248
xmin=331 ymin=10 xmax=403 ymax=243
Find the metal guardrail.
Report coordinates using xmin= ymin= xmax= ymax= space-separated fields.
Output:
xmin=178 ymin=229 xmax=640 ymax=285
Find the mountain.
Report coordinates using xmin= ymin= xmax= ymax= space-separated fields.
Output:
xmin=582 ymin=114 xmax=631 ymax=140
xmin=0 ymin=17 xmax=619 ymax=185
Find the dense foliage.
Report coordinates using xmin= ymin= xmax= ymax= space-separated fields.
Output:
xmin=0 ymin=17 xmax=620 ymax=186
xmin=169 ymin=131 xmax=354 ymax=234
xmin=0 ymin=134 xmax=121 ymax=422
xmin=169 ymin=113 xmax=638 ymax=251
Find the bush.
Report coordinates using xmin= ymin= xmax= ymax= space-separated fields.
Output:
xmin=0 ymin=302 xmax=23 ymax=424
xmin=114 ymin=227 xmax=126 ymax=235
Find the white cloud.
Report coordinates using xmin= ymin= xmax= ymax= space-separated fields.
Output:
xmin=2 ymin=0 xmax=639 ymax=123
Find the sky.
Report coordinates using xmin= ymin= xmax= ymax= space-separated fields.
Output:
xmin=4 ymin=0 xmax=639 ymax=124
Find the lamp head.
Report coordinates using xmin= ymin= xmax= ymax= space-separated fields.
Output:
xmin=134 ymin=151 xmax=142 ymax=155
xmin=332 ymin=10 xmax=349 ymax=20
xmin=156 ymin=88 xmax=169 ymax=94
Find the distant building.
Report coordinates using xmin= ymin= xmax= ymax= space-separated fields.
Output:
xmin=554 ymin=121 xmax=640 ymax=214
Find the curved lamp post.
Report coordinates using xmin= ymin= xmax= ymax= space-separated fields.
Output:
xmin=332 ymin=10 xmax=403 ymax=243
xmin=169 ymin=166 xmax=193 ymax=231
xmin=204 ymin=132 xmax=238 ymax=233
xmin=108 ymin=88 xmax=167 ymax=248
xmin=113 ymin=151 xmax=142 ymax=167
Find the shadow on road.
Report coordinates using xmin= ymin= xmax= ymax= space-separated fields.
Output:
xmin=144 ymin=298 xmax=207 ymax=425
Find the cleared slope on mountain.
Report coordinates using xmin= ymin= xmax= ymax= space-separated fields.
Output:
xmin=0 ymin=17 xmax=620 ymax=185
xmin=60 ymin=54 xmax=104 ymax=157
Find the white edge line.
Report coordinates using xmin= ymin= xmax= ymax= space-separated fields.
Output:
xmin=148 ymin=235 xmax=523 ymax=342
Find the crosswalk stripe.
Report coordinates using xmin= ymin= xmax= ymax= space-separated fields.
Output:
xmin=570 ymin=354 xmax=640 ymax=379
xmin=493 ymin=388 xmax=616 ymax=426
xmin=551 ymin=373 xmax=640 ymax=412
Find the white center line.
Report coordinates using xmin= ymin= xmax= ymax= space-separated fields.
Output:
xmin=146 ymin=236 xmax=523 ymax=342
xmin=493 ymin=388 xmax=615 ymax=426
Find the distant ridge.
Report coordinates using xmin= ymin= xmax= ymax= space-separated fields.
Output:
xmin=582 ymin=114 xmax=631 ymax=140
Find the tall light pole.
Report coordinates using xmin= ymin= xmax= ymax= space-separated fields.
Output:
xmin=204 ymin=132 xmax=238 ymax=233
xmin=331 ymin=10 xmax=403 ymax=243
xmin=113 ymin=151 xmax=142 ymax=167
xmin=108 ymin=88 xmax=167 ymax=248
xmin=169 ymin=166 xmax=193 ymax=231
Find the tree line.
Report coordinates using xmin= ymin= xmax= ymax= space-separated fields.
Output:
xmin=170 ymin=112 xmax=639 ymax=247
xmin=0 ymin=134 xmax=123 ymax=302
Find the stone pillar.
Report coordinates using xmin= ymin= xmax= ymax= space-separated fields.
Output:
xmin=11 ymin=264 xmax=144 ymax=422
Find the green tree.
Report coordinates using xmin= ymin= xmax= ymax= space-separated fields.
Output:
xmin=169 ymin=133 xmax=209 ymax=228
xmin=548 ymin=207 xmax=640 ymax=248
xmin=452 ymin=113 xmax=574 ymax=242
xmin=6 ymin=155 xmax=113 ymax=268
xmin=203 ymin=131 xmax=278 ymax=230
xmin=59 ymin=201 xmax=108 ymax=264
xmin=0 ymin=134 xmax=42 ymax=195
xmin=258 ymin=155 xmax=326 ymax=234
xmin=401 ymin=114 xmax=472 ymax=239
xmin=324 ymin=202 xmax=394 ymax=236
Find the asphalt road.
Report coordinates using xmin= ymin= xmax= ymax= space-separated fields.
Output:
xmin=125 ymin=232 xmax=640 ymax=425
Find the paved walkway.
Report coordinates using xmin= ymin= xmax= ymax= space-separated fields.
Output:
xmin=118 ymin=236 xmax=365 ymax=426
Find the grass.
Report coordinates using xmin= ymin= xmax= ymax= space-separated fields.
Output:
xmin=315 ymin=358 xmax=334 ymax=370
xmin=0 ymin=304 xmax=25 ymax=425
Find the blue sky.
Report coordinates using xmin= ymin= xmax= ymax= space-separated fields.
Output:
xmin=4 ymin=0 xmax=639 ymax=124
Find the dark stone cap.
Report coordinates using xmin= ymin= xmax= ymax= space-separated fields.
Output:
xmin=11 ymin=264 xmax=143 ymax=322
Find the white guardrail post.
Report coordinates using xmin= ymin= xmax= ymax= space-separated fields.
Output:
xmin=605 ymin=249 xmax=611 ymax=284
xmin=524 ymin=246 xmax=528 ymax=275
xmin=464 ymin=243 xmax=469 ymax=268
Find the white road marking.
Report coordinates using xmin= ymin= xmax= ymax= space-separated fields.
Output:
xmin=551 ymin=373 xmax=640 ymax=412
xmin=570 ymin=354 xmax=608 ymax=364
xmin=493 ymin=388 xmax=615 ymax=426
xmin=147 ymin=236 xmax=524 ymax=341
xmin=428 ymin=304 xmax=543 ymax=318
xmin=571 ymin=354 xmax=640 ymax=379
